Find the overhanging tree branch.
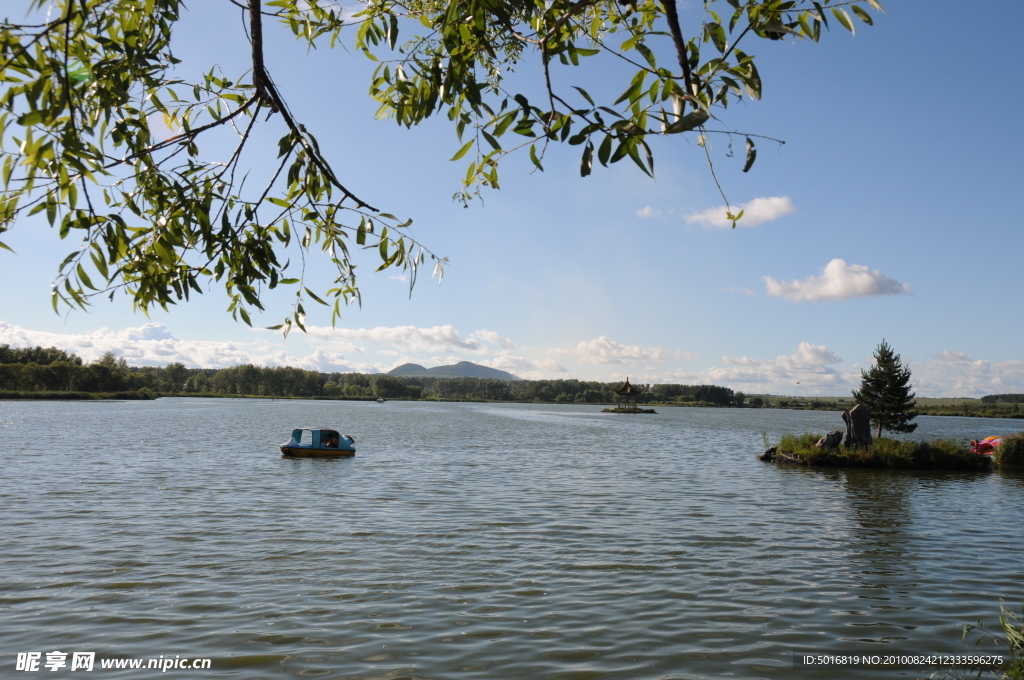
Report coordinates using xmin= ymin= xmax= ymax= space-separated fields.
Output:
xmin=660 ymin=0 xmax=694 ymax=109
xmin=247 ymin=0 xmax=376 ymax=211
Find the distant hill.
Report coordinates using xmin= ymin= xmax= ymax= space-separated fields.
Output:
xmin=387 ymin=361 xmax=519 ymax=380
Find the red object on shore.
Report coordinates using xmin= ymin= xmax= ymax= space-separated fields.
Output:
xmin=970 ymin=436 xmax=1003 ymax=456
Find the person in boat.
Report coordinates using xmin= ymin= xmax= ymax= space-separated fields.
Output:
xmin=322 ymin=432 xmax=340 ymax=448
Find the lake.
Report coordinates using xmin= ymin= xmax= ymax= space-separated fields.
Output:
xmin=2 ymin=399 xmax=1022 ymax=678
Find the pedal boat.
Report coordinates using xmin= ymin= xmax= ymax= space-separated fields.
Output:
xmin=281 ymin=428 xmax=356 ymax=457
xmin=971 ymin=436 xmax=1002 ymax=456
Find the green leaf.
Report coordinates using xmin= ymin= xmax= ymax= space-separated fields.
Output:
xmin=90 ymin=249 xmax=109 ymax=280
xmin=572 ymin=86 xmax=595 ymax=106
xmin=626 ymin=143 xmax=651 ymax=177
xmin=609 ymin=140 xmax=629 ymax=164
xmin=304 ymin=287 xmax=328 ymax=305
xmin=744 ymin=61 xmax=762 ymax=100
xmin=705 ymin=22 xmax=727 ymax=54
xmin=665 ymin=109 xmax=709 ymax=134
xmin=742 ymin=137 xmax=757 ymax=172
xmin=482 ymin=130 xmax=501 ymax=151
xmin=529 ymin=144 xmax=544 ymax=171
xmin=279 ymin=278 xmax=300 ymax=284
xmin=18 ymin=111 xmax=44 ymax=127
xmin=597 ymin=135 xmax=613 ymax=167
xmin=811 ymin=2 xmax=829 ymax=28
xmin=580 ymin=142 xmax=593 ymax=177
xmin=450 ymin=140 xmax=474 ymax=161
xmin=850 ymin=5 xmax=873 ymax=25
xmin=635 ymin=43 xmax=657 ymax=69
xmin=726 ymin=209 xmax=744 ymax=228
xmin=832 ymin=7 xmax=855 ymax=34
xmin=76 ymin=264 xmax=95 ymax=290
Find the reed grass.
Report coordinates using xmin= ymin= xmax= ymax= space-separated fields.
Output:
xmin=952 ymin=601 xmax=1024 ymax=680
xmin=1004 ymin=603 xmax=1024 ymax=680
xmin=994 ymin=433 xmax=1024 ymax=466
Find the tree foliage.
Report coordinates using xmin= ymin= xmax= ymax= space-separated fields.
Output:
xmin=0 ymin=343 xmax=82 ymax=365
xmin=1 ymin=0 xmax=881 ymax=330
xmin=853 ymin=339 xmax=918 ymax=438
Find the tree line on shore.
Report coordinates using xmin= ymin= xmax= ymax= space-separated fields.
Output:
xmin=0 ymin=345 xmax=746 ymax=405
xmin=4 ymin=344 xmax=1020 ymax=419
xmin=981 ymin=393 xmax=1024 ymax=404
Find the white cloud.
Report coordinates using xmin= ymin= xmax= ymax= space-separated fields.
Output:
xmin=477 ymin=354 xmax=569 ymax=380
xmin=612 ymin=344 xmax=1024 ymax=398
xmin=912 ymin=358 xmax=1024 ymax=397
xmin=470 ymin=329 xmax=515 ymax=350
xmin=576 ymin=336 xmax=697 ymax=365
xmin=636 ymin=206 xmax=662 ymax=218
xmin=696 ymin=342 xmax=851 ymax=394
xmin=686 ymin=196 xmax=796 ymax=228
xmin=764 ymin=258 xmax=911 ymax=302
xmin=0 ymin=321 xmax=366 ymax=371
xmin=787 ymin=342 xmax=843 ymax=367
xmin=933 ymin=350 xmax=969 ymax=362
xmin=305 ymin=324 xmax=484 ymax=354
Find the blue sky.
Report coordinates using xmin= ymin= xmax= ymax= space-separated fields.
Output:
xmin=2 ymin=0 xmax=1022 ymax=397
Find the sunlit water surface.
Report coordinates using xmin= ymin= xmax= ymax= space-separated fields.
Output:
xmin=2 ymin=399 xmax=1022 ymax=679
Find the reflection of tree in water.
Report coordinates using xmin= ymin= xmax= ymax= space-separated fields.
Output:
xmin=841 ymin=469 xmax=912 ymax=568
xmin=837 ymin=469 xmax=918 ymax=643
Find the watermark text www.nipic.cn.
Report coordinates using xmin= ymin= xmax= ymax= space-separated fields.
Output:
xmin=15 ymin=652 xmax=213 ymax=672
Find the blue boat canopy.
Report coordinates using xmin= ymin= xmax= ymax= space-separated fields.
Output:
xmin=286 ymin=428 xmax=352 ymax=450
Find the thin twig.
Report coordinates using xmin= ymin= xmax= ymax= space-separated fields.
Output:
xmin=699 ymin=126 xmax=733 ymax=217
xmin=97 ymin=97 xmax=259 ymax=173
xmin=0 ymin=15 xmax=72 ymax=72
xmin=544 ymin=0 xmax=597 ymax=42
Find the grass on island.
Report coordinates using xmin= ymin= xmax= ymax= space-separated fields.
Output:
xmin=602 ymin=407 xmax=657 ymax=414
xmin=772 ymin=432 xmax=992 ymax=471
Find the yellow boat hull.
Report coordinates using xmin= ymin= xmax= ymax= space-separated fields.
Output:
xmin=280 ymin=446 xmax=355 ymax=458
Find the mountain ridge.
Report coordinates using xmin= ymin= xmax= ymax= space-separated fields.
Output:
xmin=386 ymin=361 xmax=519 ymax=380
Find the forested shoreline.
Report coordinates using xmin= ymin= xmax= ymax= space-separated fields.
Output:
xmin=2 ymin=345 xmax=1022 ymax=417
xmin=0 ymin=345 xmax=742 ymax=405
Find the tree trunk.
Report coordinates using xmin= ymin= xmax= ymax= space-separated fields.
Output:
xmin=877 ymin=422 xmax=882 ymax=439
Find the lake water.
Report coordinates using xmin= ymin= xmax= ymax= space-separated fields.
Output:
xmin=2 ymin=399 xmax=1022 ymax=679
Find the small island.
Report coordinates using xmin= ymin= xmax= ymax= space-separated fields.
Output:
xmin=760 ymin=342 xmax=1024 ymax=471
xmin=761 ymin=406 xmax=1024 ymax=472
xmin=602 ymin=378 xmax=657 ymax=414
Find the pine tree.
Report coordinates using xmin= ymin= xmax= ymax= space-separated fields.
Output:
xmin=853 ymin=340 xmax=918 ymax=438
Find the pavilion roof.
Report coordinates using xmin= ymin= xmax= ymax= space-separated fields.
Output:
xmin=611 ymin=378 xmax=643 ymax=395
